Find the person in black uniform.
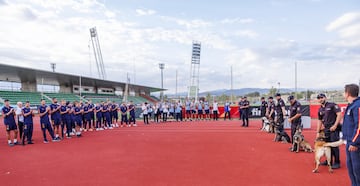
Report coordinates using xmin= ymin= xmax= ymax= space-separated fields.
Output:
xmin=260 ymin=97 xmax=268 ymax=129
xmin=288 ymin=95 xmax=302 ymax=149
xmin=267 ymin=97 xmax=276 ymax=133
xmin=238 ymin=97 xmax=243 ymax=120
xmin=274 ymin=93 xmax=286 ymax=126
xmin=316 ymin=93 xmax=342 ymax=169
xmin=240 ymin=97 xmax=250 ymax=127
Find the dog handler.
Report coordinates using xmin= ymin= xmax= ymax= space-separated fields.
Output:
xmin=316 ymin=93 xmax=342 ymax=169
xmin=287 ymin=95 xmax=302 ymax=145
xmin=342 ymin=84 xmax=360 ymax=186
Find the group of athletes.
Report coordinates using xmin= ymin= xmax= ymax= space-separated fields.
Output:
xmin=1 ymin=97 xmax=138 ymax=146
xmin=142 ymin=98 xmax=219 ymax=123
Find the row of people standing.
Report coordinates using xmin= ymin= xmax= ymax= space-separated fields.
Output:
xmin=1 ymin=98 xmax=140 ymax=146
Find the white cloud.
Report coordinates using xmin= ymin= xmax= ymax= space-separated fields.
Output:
xmin=160 ymin=16 xmax=213 ymax=29
xmin=221 ymin=18 xmax=254 ymax=24
xmin=234 ymin=30 xmax=259 ymax=39
xmin=326 ymin=12 xmax=360 ymax=32
xmin=326 ymin=12 xmax=360 ymax=47
xmin=135 ymin=8 xmax=156 ymax=16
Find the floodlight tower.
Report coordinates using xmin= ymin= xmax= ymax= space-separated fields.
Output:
xmin=188 ymin=41 xmax=201 ymax=101
xmin=159 ymin=63 xmax=165 ymax=101
xmin=89 ymin=27 xmax=106 ymax=80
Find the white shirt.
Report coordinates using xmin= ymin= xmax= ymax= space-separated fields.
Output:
xmin=15 ymin=106 xmax=24 ymax=122
xmin=213 ymin=102 xmax=218 ymax=111
xmin=142 ymin=105 xmax=148 ymax=114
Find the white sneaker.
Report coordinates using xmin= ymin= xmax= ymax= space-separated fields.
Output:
xmin=104 ymin=127 xmax=108 ymax=130
xmin=115 ymin=124 xmax=119 ymax=127
xmin=133 ymin=124 xmax=137 ymax=127
xmin=109 ymin=127 xmax=113 ymax=129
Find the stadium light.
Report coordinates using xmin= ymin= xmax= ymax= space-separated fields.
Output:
xmin=159 ymin=63 xmax=165 ymax=101
xmin=50 ymin=63 xmax=56 ymax=72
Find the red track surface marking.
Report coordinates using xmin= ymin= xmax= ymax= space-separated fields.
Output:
xmin=0 ymin=118 xmax=350 ymax=186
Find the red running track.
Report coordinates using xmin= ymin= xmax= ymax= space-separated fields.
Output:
xmin=0 ymin=118 xmax=350 ymax=186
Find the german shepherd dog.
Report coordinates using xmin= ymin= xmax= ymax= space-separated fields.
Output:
xmin=291 ymin=128 xmax=304 ymax=153
xmin=261 ymin=117 xmax=270 ymax=132
xmin=273 ymin=119 xmax=291 ymax=143
xmin=312 ymin=130 xmax=344 ymax=173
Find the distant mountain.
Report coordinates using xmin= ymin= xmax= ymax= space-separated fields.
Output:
xmin=167 ymin=87 xmax=342 ymax=97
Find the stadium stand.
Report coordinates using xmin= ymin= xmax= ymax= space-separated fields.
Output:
xmin=127 ymin=96 xmax=148 ymax=105
xmin=82 ymin=93 xmax=123 ymax=103
xmin=43 ymin=92 xmax=84 ymax=103
xmin=0 ymin=91 xmax=43 ymax=106
xmin=150 ymin=95 xmax=161 ymax=102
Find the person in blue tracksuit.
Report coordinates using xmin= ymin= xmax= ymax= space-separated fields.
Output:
xmin=111 ymin=102 xmax=119 ymax=127
xmin=60 ymin=100 xmax=72 ymax=138
xmin=50 ymin=97 xmax=62 ymax=140
xmin=120 ymin=102 xmax=128 ymax=127
xmin=73 ymin=101 xmax=83 ymax=137
xmin=83 ymin=102 xmax=92 ymax=131
xmin=22 ymin=101 xmax=34 ymax=145
xmin=128 ymin=101 xmax=136 ymax=126
xmin=342 ymin=83 xmax=360 ymax=186
xmin=38 ymin=99 xmax=60 ymax=143
xmin=102 ymin=102 xmax=112 ymax=129
xmin=2 ymin=99 xmax=18 ymax=146
xmin=88 ymin=100 xmax=95 ymax=129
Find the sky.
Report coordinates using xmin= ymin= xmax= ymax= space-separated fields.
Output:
xmin=0 ymin=0 xmax=359 ymax=94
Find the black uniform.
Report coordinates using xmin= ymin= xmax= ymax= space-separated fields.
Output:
xmin=241 ymin=100 xmax=250 ymax=127
xmin=275 ymin=98 xmax=286 ymax=124
xmin=318 ymin=102 xmax=341 ymax=165
xmin=289 ymin=100 xmax=302 ymax=143
xmin=260 ymin=100 xmax=268 ymax=117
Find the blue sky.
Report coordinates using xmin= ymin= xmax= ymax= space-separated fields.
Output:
xmin=0 ymin=0 xmax=359 ymax=94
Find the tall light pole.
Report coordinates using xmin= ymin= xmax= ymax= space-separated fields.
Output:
xmin=277 ymin=82 xmax=280 ymax=93
xmin=50 ymin=63 xmax=56 ymax=72
xmin=295 ymin=61 xmax=298 ymax=99
xmin=159 ymin=63 xmax=165 ymax=101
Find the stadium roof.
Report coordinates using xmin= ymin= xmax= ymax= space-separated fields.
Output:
xmin=0 ymin=63 xmax=164 ymax=92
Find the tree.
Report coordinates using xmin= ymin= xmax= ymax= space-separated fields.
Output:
xmin=268 ymin=86 xmax=277 ymax=97
xmin=245 ymin=91 xmax=260 ymax=97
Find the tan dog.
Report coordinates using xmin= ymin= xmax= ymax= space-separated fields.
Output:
xmin=300 ymin=140 xmax=313 ymax=152
xmin=312 ymin=131 xmax=344 ymax=173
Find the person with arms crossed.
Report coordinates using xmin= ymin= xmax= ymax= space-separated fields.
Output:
xmin=22 ymin=101 xmax=34 ymax=144
xmin=2 ymin=99 xmax=19 ymax=146
xmin=38 ymin=99 xmax=60 ymax=143
xmin=50 ymin=98 xmax=61 ymax=140
xmin=342 ymin=84 xmax=360 ymax=186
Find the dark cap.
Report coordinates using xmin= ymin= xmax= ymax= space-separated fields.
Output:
xmin=288 ymin=95 xmax=295 ymax=101
xmin=4 ymin=99 xmax=9 ymax=102
xmin=261 ymin=97 xmax=265 ymax=99
xmin=275 ymin=93 xmax=281 ymax=97
xmin=243 ymin=96 xmax=247 ymax=99
xmin=317 ymin=93 xmax=326 ymax=99
xmin=268 ymin=96 xmax=273 ymax=99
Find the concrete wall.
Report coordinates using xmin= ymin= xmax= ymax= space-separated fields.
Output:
xmin=21 ymin=81 xmax=37 ymax=92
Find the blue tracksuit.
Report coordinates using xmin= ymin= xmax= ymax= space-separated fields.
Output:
xmin=342 ymin=97 xmax=360 ymax=186
xmin=39 ymin=105 xmax=55 ymax=141
xmin=22 ymin=107 xmax=33 ymax=143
